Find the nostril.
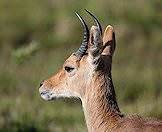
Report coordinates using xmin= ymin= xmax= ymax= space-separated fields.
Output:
xmin=40 ymin=80 xmax=44 ymax=87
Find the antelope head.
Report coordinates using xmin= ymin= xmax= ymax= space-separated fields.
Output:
xmin=39 ymin=10 xmax=116 ymax=101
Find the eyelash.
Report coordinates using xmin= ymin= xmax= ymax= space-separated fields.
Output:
xmin=64 ymin=66 xmax=75 ymax=73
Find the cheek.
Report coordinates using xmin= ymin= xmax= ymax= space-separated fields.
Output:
xmin=64 ymin=74 xmax=78 ymax=91
xmin=68 ymin=72 xmax=85 ymax=89
xmin=68 ymin=72 xmax=75 ymax=77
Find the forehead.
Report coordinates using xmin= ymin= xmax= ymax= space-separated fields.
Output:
xmin=64 ymin=53 xmax=88 ymax=67
xmin=64 ymin=54 xmax=79 ymax=66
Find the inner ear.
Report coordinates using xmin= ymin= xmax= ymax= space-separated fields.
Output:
xmin=102 ymin=25 xmax=116 ymax=56
xmin=88 ymin=26 xmax=102 ymax=67
xmin=88 ymin=26 xmax=102 ymax=56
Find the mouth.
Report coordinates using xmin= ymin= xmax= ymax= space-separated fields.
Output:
xmin=39 ymin=90 xmax=56 ymax=101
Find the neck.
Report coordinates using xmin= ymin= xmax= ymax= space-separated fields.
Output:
xmin=81 ymin=72 xmax=123 ymax=132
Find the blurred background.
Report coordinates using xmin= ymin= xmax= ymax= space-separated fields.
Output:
xmin=0 ymin=0 xmax=162 ymax=131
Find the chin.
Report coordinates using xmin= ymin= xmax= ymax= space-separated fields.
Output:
xmin=39 ymin=90 xmax=57 ymax=101
xmin=41 ymin=94 xmax=55 ymax=101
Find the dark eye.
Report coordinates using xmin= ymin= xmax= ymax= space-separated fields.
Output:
xmin=64 ymin=66 xmax=75 ymax=73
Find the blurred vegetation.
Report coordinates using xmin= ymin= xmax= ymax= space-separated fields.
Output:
xmin=0 ymin=0 xmax=162 ymax=131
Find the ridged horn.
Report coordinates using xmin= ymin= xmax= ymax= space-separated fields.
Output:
xmin=85 ymin=9 xmax=102 ymax=35
xmin=74 ymin=12 xmax=89 ymax=57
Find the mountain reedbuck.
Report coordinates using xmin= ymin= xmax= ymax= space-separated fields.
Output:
xmin=39 ymin=10 xmax=162 ymax=132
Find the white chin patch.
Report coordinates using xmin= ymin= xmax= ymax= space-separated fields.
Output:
xmin=39 ymin=88 xmax=80 ymax=101
xmin=39 ymin=89 xmax=55 ymax=101
xmin=41 ymin=93 xmax=53 ymax=101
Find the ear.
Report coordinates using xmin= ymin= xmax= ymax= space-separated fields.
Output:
xmin=102 ymin=25 xmax=116 ymax=56
xmin=88 ymin=26 xmax=102 ymax=67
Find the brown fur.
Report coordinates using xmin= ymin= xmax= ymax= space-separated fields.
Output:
xmin=39 ymin=25 xmax=162 ymax=132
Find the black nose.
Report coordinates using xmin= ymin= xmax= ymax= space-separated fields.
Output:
xmin=40 ymin=80 xmax=44 ymax=87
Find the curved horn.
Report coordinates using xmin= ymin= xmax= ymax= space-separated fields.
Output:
xmin=85 ymin=9 xmax=102 ymax=35
xmin=74 ymin=12 xmax=89 ymax=57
